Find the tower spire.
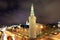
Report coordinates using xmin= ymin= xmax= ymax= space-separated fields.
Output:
xmin=29 ymin=3 xmax=36 ymax=38
xmin=30 ymin=3 xmax=34 ymax=16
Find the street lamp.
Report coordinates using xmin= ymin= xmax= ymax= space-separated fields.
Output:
xmin=41 ymin=25 xmax=43 ymax=28
xmin=40 ymin=25 xmax=43 ymax=36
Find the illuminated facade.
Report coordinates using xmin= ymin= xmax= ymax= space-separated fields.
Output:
xmin=29 ymin=4 xmax=36 ymax=38
xmin=0 ymin=4 xmax=46 ymax=40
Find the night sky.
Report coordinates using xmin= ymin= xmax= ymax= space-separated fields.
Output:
xmin=0 ymin=0 xmax=60 ymax=25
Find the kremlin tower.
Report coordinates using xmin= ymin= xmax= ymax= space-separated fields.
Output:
xmin=29 ymin=4 xmax=36 ymax=39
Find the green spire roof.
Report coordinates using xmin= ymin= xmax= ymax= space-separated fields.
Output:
xmin=30 ymin=3 xmax=34 ymax=16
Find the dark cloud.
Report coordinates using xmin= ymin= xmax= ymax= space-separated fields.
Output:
xmin=0 ymin=0 xmax=60 ymax=25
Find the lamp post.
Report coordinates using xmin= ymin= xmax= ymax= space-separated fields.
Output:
xmin=40 ymin=25 xmax=43 ymax=36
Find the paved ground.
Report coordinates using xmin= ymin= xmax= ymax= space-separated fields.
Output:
xmin=50 ymin=33 xmax=60 ymax=40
